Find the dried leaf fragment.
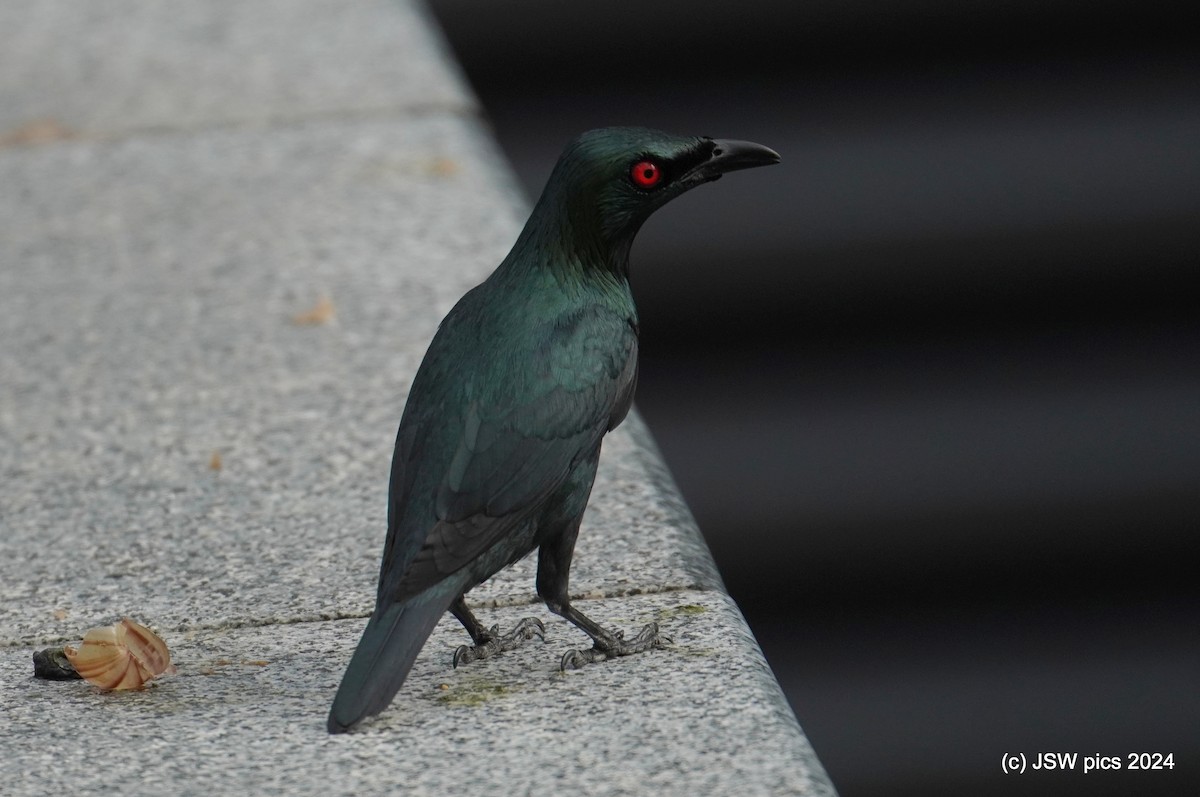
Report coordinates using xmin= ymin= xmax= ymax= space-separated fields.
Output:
xmin=0 ymin=118 xmax=76 ymax=147
xmin=427 ymin=157 xmax=459 ymax=177
xmin=291 ymin=296 xmax=335 ymax=325
xmin=64 ymin=618 xmax=176 ymax=691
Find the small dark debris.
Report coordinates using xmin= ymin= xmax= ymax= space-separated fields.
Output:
xmin=33 ymin=647 xmax=81 ymax=681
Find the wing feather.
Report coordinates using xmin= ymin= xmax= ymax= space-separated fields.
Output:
xmin=378 ymin=303 xmax=637 ymax=603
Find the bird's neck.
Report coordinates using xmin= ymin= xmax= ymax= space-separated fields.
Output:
xmin=501 ymin=195 xmax=637 ymax=300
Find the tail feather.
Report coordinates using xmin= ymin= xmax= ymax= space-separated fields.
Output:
xmin=327 ymin=591 xmax=453 ymax=733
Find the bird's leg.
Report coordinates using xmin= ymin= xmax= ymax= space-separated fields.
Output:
xmin=448 ymin=595 xmax=544 ymax=668
xmin=537 ymin=527 xmax=667 ymax=671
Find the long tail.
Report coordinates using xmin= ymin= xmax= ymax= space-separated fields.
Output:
xmin=327 ymin=590 xmax=454 ymax=733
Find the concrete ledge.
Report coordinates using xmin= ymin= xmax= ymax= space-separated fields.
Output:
xmin=5 ymin=591 xmax=828 ymax=796
xmin=0 ymin=1 xmax=836 ymax=794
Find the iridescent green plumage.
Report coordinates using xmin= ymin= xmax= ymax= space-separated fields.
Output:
xmin=328 ymin=127 xmax=778 ymax=733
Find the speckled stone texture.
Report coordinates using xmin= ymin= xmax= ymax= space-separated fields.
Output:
xmin=3 ymin=593 xmax=827 ymax=797
xmin=0 ymin=1 xmax=835 ymax=795
xmin=0 ymin=0 xmax=472 ymax=136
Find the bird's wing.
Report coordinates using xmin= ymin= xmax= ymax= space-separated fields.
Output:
xmin=379 ymin=305 xmax=637 ymax=603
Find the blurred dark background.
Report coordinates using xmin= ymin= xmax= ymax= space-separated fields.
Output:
xmin=425 ymin=2 xmax=1199 ymax=794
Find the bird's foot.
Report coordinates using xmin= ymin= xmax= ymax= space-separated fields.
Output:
xmin=453 ymin=617 xmax=545 ymax=668
xmin=559 ymin=622 xmax=669 ymax=670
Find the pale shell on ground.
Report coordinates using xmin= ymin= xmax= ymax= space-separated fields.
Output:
xmin=64 ymin=618 xmax=177 ymax=690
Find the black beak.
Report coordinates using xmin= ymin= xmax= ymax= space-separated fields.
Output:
xmin=689 ymin=138 xmax=781 ymax=182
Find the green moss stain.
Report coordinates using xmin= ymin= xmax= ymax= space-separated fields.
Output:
xmin=435 ymin=678 xmax=516 ymax=707
xmin=654 ymin=603 xmax=707 ymax=622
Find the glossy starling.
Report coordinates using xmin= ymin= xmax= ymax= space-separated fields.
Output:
xmin=328 ymin=127 xmax=779 ymax=733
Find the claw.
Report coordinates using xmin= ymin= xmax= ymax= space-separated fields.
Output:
xmin=450 ymin=616 xmax=546 ymax=669
xmin=632 ymin=622 xmax=665 ymax=648
xmin=513 ymin=617 xmax=546 ymax=641
xmin=560 ymin=647 xmax=602 ymax=671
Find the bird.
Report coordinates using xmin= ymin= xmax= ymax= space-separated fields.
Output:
xmin=328 ymin=127 xmax=779 ymax=733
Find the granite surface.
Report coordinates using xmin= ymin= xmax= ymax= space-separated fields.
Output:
xmin=3 ymin=591 xmax=831 ymax=797
xmin=0 ymin=1 xmax=835 ymax=794
xmin=0 ymin=0 xmax=472 ymax=137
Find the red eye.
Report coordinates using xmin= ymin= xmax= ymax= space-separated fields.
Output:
xmin=630 ymin=160 xmax=663 ymax=189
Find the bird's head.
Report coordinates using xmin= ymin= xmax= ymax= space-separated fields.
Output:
xmin=520 ymin=127 xmax=780 ymax=273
